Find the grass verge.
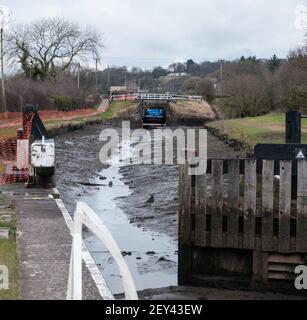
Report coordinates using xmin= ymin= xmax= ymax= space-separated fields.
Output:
xmin=0 ymin=194 xmax=19 ymax=300
xmin=0 ymin=100 xmax=135 ymax=138
xmin=44 ymin=100 xmax=135 ymax=130
xmin=207 ymin=113 xmax=307 ymax=152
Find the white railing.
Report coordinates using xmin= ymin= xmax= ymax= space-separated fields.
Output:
xmin=67 ymin=201 xmax=138 ymax=300
xmin=109 ymin=93 xmax=203 ymax=102
xmin=109 ymin=93 xmax=138 ymax=101
xmin=172 ymin=94 xmax=203 ymax=102
xmin=136 ymin=93 xmax=175 ymax=101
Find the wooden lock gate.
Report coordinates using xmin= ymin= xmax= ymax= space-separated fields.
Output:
xmin=179 ymin=159 xmax=307 ymax=289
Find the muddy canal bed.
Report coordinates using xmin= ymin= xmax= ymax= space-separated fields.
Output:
xmin=82 ymin=163 xmax=177 ymax=294
xmin=55 ymin=123 xmax=241 ymax=294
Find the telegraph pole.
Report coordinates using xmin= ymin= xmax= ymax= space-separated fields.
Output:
xmin=1 ymin=27 xmax=6 ymax=118
xmin=107 ymin=64 xmax=110 ymax=93
xmin=95 ymin=58 xmax=99 ymax=94
xmin=77 ymin=63 xmax=81 ymax=89
xmin=0 ymin=6 xmax=11 ymax=119
xmin=220 ymin=60 xmax=223 ymax=81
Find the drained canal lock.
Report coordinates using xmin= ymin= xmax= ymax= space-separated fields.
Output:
xmin=55 ymin=123 xmax=241 ymax=296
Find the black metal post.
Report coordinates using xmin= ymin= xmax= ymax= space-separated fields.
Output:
xmin=285 ymin=111 xmax=301 ymax=144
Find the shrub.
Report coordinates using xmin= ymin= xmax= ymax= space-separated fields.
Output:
xmin=220 ymin=74 xmax=273 ymax=118
xmin=0 ymin=75 xmax=88 ymax=112
xmin=53 ymin=96 xmax=79 ymax=111
xmin=183 ymin=76 xmax=215 ymax=102
xmin=275 ymin=49 xmax=307 ymax=112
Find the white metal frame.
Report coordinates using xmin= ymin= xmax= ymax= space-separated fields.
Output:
xmin=67 ymin=201 xmax=138 ymax=300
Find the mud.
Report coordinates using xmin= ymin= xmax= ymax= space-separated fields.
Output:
xmin=56 ymin=124 xmax=243 ymax=239
xmin=55 ymin=124 xmax=109 ymax=213
xmin=117 ymin=131 xmax=243 ymax=240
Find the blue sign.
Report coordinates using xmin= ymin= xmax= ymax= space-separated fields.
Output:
xmin=145 ymin=109 xmax=163 ymax=118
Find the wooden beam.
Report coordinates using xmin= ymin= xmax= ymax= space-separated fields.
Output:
xmin=297 ymin=160 xmax=307 ymax=252
xmin=278 ymin=161 xmax=292 ymax=253
xmin=210 ymin=160 xmax=223 ymax=247
xmin=243 ymin=159 xmax=257 ymax=249
xmin=227 ymin=160 xmax=240 ymax=248
xmin=262 ymin=160 xmax=274 ymax=252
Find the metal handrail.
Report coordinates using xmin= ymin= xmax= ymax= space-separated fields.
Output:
xmin=67 ymin=201 xmax=138 ymax=300
xmin=109 ymin=93 xmax=203 ymax=102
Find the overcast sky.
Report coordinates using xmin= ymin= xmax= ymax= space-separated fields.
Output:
xmin=1 ymin=0 xmax=306 ymax=69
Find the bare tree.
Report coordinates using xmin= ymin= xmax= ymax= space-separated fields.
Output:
xmin=183 ymin=76 xmax=215 ymax=102
xmin=223 ymin=74 xmax=272 ymax=117
xmin=0 ymin=5 xmax=11 ymax=115
xmin=275 ymin=47 xmax=307 ymax=112
xmin=6 ymin=17 xmax=104 ymax=80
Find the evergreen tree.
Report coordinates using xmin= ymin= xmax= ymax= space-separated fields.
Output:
xmin=268 ymin=54 xmax=281 ymax=73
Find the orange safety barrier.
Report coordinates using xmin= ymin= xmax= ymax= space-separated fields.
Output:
xmin=0 ymin=108 xmax=101 ymax=129
xmin=0 ymin=112 xmax=34 ymax=184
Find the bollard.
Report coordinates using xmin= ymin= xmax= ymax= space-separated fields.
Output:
xmin=286 ymin=111 xmax=301 ymax=144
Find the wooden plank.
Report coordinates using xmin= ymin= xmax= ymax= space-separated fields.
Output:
xmin=261 ymin=160 xmax=274 ymax=252
xmin=267 ymin=272 xmax=295 ymax=281
xmin=195 ymin=173 xmax=207 ymax=247
xmin=268 ymin=264 xmax=296 ymax=272
xmin=297 ymin=160 xmax=307 ymax=252
xmin=210 ymin=160 xmax=223 ymax=247
xmin=243 ymin=159 xmax=257 ymax=249
xmin=179 ymin=164 xmax=187 ymax=227
xmin=178 ymin=246 xmax=193 ymax=285
xmin=278 ymin=161 xmax=292 ymax=253
xmin=262 ymin=253 xmax=269 ymax=282
xmin=179 ymin=165 xmax=192 ymax=245
xmin=227 ymin=160 xmax=240 ymax=248
xmin=268 ymin=253 xmax=304 ymax=264
xmin=252 ymin=250 xmax=263 ymax=281
xmin=179 ymin=165 xmax=185 ymax=214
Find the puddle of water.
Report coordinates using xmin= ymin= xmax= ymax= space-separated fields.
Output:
xmin=82 ymin=142 xmax=178 ymax=295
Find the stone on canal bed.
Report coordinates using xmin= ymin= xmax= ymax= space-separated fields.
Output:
xmin=145 ymin=194 xmax=155 ymax=204
xmin=146 ymin=251 xmax=156 ymax=256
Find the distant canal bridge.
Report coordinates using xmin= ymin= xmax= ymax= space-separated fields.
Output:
xmin=109 ymin=93 xmax=203 ymax=128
